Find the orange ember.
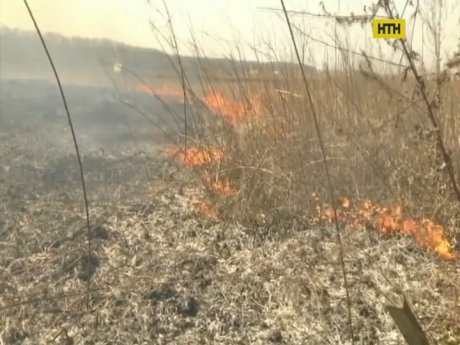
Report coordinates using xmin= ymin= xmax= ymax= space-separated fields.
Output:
xmin=172 ymin=147 xmax=225 ymax=169
xmin=204 ymin=91 xmax=262 ymax=124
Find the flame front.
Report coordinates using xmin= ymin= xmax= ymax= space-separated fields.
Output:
xmin=316 ymin=198 xmax=455 ymax=260
xmin=164 ymin=148 xmax=456 ymax=259
xmin=134 ymin=84 xmax=262 ymax=125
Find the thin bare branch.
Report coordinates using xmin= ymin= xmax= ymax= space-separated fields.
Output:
xmin=22 ymin=0 xmax=92 ymax=308
xmin=279 ymin=0 xmax=355 ymax=342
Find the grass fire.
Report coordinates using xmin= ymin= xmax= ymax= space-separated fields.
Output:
xmin=3 ymin=1 xmax=460 ymax=344
xmin=164 ymin=95 xmax=458 ymax=260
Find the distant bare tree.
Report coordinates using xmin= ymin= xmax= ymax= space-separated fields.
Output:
xmin=420 ymin=0 xmax=449 ymax=75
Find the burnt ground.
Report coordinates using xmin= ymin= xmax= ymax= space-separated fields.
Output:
xmin=1 ymin=80 xmax=460 ymax=345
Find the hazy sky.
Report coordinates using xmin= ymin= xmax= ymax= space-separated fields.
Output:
xmin=1 ymin=0 xmax=459 ymax=69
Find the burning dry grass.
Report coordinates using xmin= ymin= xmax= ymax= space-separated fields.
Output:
xmin=160 ymin=89 xmax=459 ymax=260
xmin=316 ymin=199 xmax=456 ymax=260
xmin=170 ymin=139 xmax=457 ymax=259
xmin=134 ymin=82 xmax=264 ymax=129
xmin=172 ymin=146 xmax=226 ymax=169
xmin=203 ymin=90 xmax=263 ymax=125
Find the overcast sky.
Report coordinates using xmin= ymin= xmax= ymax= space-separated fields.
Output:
xmin=1 ymin=0 xmax=459 ymax=70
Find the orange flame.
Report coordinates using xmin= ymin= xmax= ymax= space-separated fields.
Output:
xmin=203 ymin=91 xmax=262 ymax=124
xmin=373 ymin=207 xmax=455 ymax=258
xmin=135 ymin=84 xmax=262 ymax=124
xmin=414 ymin=219 xmax=454 ymax=259
xmin=171 ymin=147 xmax=225 ymax=169
xmin=315 ymin=197 xmax=455 ymax=260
